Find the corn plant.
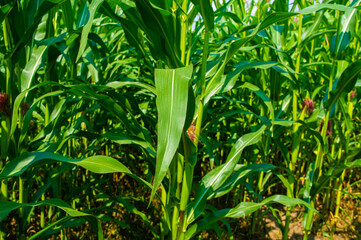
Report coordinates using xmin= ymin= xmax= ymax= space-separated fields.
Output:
xmin=0 ymin=0 xmax=361 ymax=239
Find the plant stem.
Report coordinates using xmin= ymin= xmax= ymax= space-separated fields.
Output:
xmin=178 ymin=135 xmax=193 ymax=240
xmin=178 ymin=22 xmax=210 ymax=239
xmin=285 ymin=12 xmax=303 ymax=240
xmin=194 ymin=30 xmax=210 ymax=146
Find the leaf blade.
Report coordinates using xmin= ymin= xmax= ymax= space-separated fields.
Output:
xmin=150 ymin=65 xmax=193 ymax=202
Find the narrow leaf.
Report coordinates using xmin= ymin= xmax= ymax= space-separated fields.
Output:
xmin=325 ymin=61 xmax=361 ymax=111
xmin=191 ymin=0 xmax=214 ymax=32
xmin=187 ymin=125 xmax=267 ymax=224
xmin=76 ymin=0 xmax=104 ymax=62
xmin=0 ymin=152 xmax=132 ymax=180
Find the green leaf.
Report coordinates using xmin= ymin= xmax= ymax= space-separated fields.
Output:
xmin=76 ymin=0 xmax=104 ymax=62
xmin=61 ymin=0 xmax=74 ymax=31
xmin=186 ymin=125 xmax=267 ymax=224
xmin=76 ymin=0 xmax=90 ymax=29
xmin=20 ymin=33 xmax=66 ymax=92
xmin=208 ymin=163 xmax=277 ymax=200
xmin=106 ymin=81 xmax=156 ymax=95
xmin=0 ymin=198 xmax=88 ymax=221
xmin=225 ymin=195 xmax=316 ymax=218
xmin=10 ymin=82 xmax=60 ymax=141
xmin=103 ymin=132 xmax=156 ymax=157
xmin=332 ymin=1 xmax=360 ymax=58
xmin=205 ymin=12 xmax=297 ymax=104
xmin=325 ymin=61 xmax=361 ymax=111
xmin=133 ymin=0 xmax=180 ymax=67
xmin=0 ymin=152 xmax=132 ymax=180
xmin=100 ymin=2 xmax=146 ymax=56
xmin=298 ymin=3 xmax=352 ymax=15
xmin=185 ymin=195 xmax=316 ymax=239
xmin=19 ymin=90 xmax=65 ymax=146
xmin=0 ymin=199 xmax=103 ymax=239
xmin=191 ymin=0 xmax=214 ymax=32
xmin=68 ymin=84 xmax=151 ymax=143
xmin=240 ymin=83 xmax=274 ymax=126
xmin=10 ymin=0 xmax=66 ymax=57
xmin=204 ymin=61 xmax=279 ymax=104
xmin=150 ymin=65 xmax=193 ymax=202
xmin=311 ymin=158 xmax=361 ymax=199
xmin=0 ymin=4 xmax=12 ymax=24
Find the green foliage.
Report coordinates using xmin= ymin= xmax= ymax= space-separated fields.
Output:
xmin=0 ymin=0 xmax=360 ymax=239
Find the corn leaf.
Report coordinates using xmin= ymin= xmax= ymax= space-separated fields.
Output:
xmin=76 ymin=0 xmax=104 ymax=62
xmin=325 ymin=61 xmax=361 ymax=111
xmin=150 ymin=65 xmax=193 ymax=202
xmin=0 ymin=152 xmax=132 ymax=179
xmin=186 ymin=125 xmax=267 ymax=224
xmin=0 ymin=199 xmax=103 ymax=239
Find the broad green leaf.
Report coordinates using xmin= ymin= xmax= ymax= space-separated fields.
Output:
xmin=133 ymin=0 xmax=180 ymax=67
xmin=186 ymin=125 xmax=267 ymax=224
xmin=61 ymin=0 xmax=74 ymax=31
xmin=76 ymin=0 xmax=90 ymax=29
xmin=150 ymin=65 xmax=193 ymax=202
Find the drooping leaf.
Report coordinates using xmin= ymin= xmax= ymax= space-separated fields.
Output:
xmin=0 ymin=152 xmax=131 ymax=180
